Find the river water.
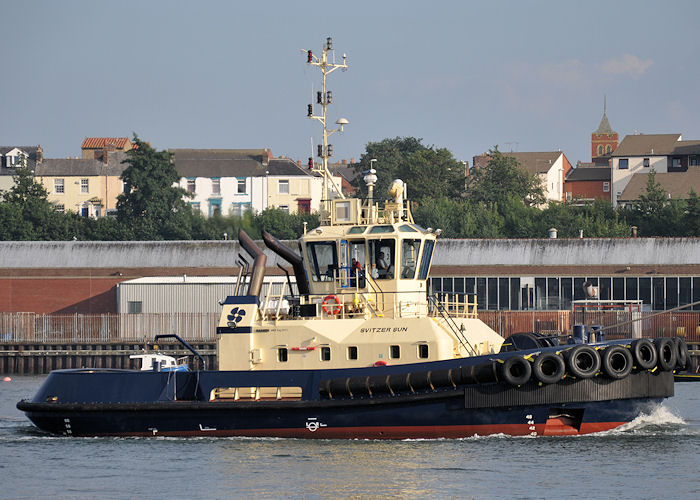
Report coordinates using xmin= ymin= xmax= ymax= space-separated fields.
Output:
xmin=2 ymin=376 xmax=699 ymax=499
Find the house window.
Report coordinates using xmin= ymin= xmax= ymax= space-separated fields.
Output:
xmin=277 ymin=348 xmax=288 ymax=362
xmin=390 ymin=345 xmax=400 ymax=359
xmin=603 ymin=182 xmax=610 ymax=193
xmin=237 ymin=178 xmax=246 ymax=194
xmin=81 ymin=178 xmax=89 ymax=193
xmin=278 ymin=179 xmax=289 ymax=194
xmin=643 ymin=158 xmax=650 ymax=168
xmin=54 ymin=178 xmax=65 ymax=194
xmin=672 ymin=158 xmax=681 ymax=168
xmin=211 ymin=178 xmax=221 ymax=195
xmin=347 ymin=346 xmax=358 ymax=360
xmin=186 ymin=178 xmax=196 ymax=193
xmin=418 ymin=344 xmax=429 ymax=359
xmin=55 ymin=204 xmax=65 ymax=213
xmin=190 ymin=202 xmax=200 ymax=212
xmin=618 ymin=159 xmax=628 ymax=169
xmin=279 ymin=205 xmax=289 ymax=214
xmin=320 ymin=346 xmax=331 ymax=361
xmin=231 ymin=202 xmax=251 ymax=217
xmin=691 ymin=156 xmax=698 ymax=166
xmin=606 ymin=145 xmax=612 ymax=154
xmin=597 ymin=146 xmax=603 ymax=156
xmin=209 ymin=199 xmax=222 ymax=217
xmin=127 ymin=301 xmax=142 ymax=314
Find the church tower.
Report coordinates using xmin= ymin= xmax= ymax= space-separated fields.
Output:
xmin=591 ymin=97 xmax=618 ymax=164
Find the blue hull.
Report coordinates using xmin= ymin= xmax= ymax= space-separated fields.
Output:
xmin=17 ymin=350 xmax=674 ymax=438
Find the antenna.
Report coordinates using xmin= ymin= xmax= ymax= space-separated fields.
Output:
xmin=301 ymin=37 xmax=349 ymax=216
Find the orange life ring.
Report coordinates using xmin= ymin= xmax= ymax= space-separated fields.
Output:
xmin=373 ymin=360 xmax=387 ymax=367
xmin=322 ymin=295 xmax=342 ymax=315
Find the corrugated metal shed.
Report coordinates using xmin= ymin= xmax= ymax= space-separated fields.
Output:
xmin=116 ymin=275 xmax=294 ymax=313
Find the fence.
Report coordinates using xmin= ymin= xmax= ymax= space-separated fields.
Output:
xmin=1 ymin=310 xmax=699 ymax=344
xmin=0 ymin=312 xmax=219 ymax=343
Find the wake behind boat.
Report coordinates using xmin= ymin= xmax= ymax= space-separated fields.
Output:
xmin=17 ymin=38 xmax=688 ymax=438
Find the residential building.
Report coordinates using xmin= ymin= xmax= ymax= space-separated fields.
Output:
xmin=473 ymin=151 xmax=573 ymax=204
xmin=564 ymin=163 xmax=611 ymax=203
xmin=172 ymin=148 xmax=342 ymax=217
xmin=81 ymin=137 xmax=133 ymax=159
xmin=610 ymin=133 xmax=700 ymax=207
xmin=35 ymin=152 xmax=128 ymax=217
xmin=618 ymin=170 xmax=700 ymax=208
xmin=0 ymin=145 xmax=43 ymax=194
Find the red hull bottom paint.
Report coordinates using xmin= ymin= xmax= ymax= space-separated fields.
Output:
xmin=93 ymin=422 xmax=628 ymax=439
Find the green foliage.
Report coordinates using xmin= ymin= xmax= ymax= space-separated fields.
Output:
xmin=467 ymin=147 xmax=546 ymax=207
xmin=116 ymin=135 xmax=194 ymax=239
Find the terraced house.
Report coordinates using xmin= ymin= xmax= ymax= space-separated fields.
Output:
xmin=172 ymin=148 xmax=342 ymax=216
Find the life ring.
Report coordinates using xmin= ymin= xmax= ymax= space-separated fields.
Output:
xmin=322 ymin=295 xmax=342 ymax=315
xmin=373 ymin=360 xmax=387 ymax=367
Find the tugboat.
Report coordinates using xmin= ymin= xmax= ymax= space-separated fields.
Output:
xmin=17 ymin=39 xmax=687 ymax=438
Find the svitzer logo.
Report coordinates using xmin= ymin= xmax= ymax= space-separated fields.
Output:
xmin=227 ymin=307 xmax=246 ymax=328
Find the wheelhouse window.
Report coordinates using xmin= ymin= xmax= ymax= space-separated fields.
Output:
xmin=400 ymin=239 xmax=421 ymax=279
xmin=368 ymin=239 xmax=395 ymax=279
xmin=418 ymin=239 xmax=435 ymax=280
xmin=306 ymin=241 xmax=338 ymax=282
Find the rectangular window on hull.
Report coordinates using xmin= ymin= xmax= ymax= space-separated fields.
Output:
xmin=418 ymin=344 xmax=428 ymax=359
xmin=320 ymin=346 xmax=331 ymax=361
xmin=347 ymin=346 xmax=358 ymax=360
xmin=277 ymin=348 xmax=288 ymax=362
xmin=390 ymin=345 xmax=400 ymax=359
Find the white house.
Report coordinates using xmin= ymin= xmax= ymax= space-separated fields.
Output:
xmin=609 ymin=133 xmax=700 ymax=207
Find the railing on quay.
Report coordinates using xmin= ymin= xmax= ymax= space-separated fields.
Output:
xmin=1 ymin=310 xmax=699 ymax=344
xmin=0 ymin=312 xmax=219 ymax=343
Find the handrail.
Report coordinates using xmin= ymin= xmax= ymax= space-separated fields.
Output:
xmin=154 ymin=334 xmax=206 ymax=370
xmin=427 ymin=294 xmax=476 ymax=356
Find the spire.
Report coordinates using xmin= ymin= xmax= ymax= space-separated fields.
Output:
xmin=595 ymin=96 xmax=613 ymax=134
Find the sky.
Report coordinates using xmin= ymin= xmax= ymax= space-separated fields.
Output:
xmin=3 ymin=0 xmax=700 ymax=168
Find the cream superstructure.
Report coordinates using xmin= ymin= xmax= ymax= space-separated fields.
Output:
xmin=216 ymin=38 xmax=505 ymax=372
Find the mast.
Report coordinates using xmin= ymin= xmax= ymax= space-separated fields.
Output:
xmin=303 ymin=37 xmax=348 ymax=218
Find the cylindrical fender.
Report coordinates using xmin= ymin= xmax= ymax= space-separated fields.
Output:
xmin=532 ymin=352 xmax=566 ymax=384
xmin=654 ymin=338 xmax=677 ymax=372
xmin=601 ymin=345 xmax=633 ymax=379
xmin=630 ymin=338 xmax=657 ymax=370
xmin=674 ymin=337 xmax=689 ymax=371
xmin=499 ymin=356 xmax=532 ymax=386
xmin=564 ymin=345 xmax=600 ymax=379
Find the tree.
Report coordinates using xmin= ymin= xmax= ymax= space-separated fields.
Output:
xmin=116 ymin=135 xmax=194 ymax=239
xmin=398 ymin=147 xmax=465 ymax=202
xmin=684 ymin=189 xmax=700 ymax=236
xmin=467 ymin=148 xmax=546 ymax=207
xmin=350 ymin=137 xmax=426 ymax=199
